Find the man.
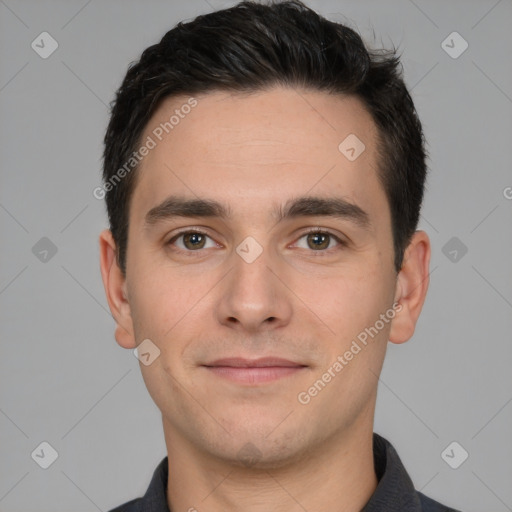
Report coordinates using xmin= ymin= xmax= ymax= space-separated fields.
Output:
xmin=99 ymin=1 xmax=462 ymax=510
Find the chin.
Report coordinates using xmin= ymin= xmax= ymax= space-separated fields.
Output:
xmin=209 ymin=426 xmax=311 ymax=470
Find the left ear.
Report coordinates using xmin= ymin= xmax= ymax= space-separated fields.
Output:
xmin=389 ymin=230 xmax=431 ymax=344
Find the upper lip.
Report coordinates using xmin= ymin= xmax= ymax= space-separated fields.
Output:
xmin=204 ymin=357 xmax=306 ymax=368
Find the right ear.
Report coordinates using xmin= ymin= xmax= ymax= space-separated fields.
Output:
xmin=99 ymin=229 xmax=136 ymax=349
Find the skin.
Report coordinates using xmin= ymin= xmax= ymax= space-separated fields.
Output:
xmin=99 ymin=87 xmax=430 ymax=512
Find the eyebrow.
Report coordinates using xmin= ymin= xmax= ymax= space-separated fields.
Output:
xmin=144 ymin=194 xmax=371 ymax=230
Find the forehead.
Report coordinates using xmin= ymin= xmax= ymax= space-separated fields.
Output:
xmin=130 ymin=87 xmax=389 ymax=229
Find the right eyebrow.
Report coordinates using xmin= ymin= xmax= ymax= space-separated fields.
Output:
xmin=144 ymin=196 xmax=231 ymax=226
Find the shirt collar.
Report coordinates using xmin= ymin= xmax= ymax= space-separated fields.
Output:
xmin=136 ymin=433 xmax=424 ymax=511
xmin=361 ymin=432 xmax=423 ymax=511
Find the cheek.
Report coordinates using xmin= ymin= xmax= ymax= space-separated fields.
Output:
xmin=127 ymin=266 xmax=214 ymax=359
xmin=127 ymin=270 xmax=178 ymax=339
xmin=297 ymin=264 xmax=390 ymax=339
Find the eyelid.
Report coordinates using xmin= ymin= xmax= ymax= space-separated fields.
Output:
xmin=291 ymin=228 xmax=346 ymax=251
xmin=166 ymin=227 xmax=220 ymax=246
xmin=298 ymin=227 xmax=345 ymax=240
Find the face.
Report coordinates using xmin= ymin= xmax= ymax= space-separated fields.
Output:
xmin=101 ymin=86 xmax=427 ymax=468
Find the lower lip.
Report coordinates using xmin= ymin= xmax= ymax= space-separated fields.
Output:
xmin=204 ymin=366 xmax=306 ymax=384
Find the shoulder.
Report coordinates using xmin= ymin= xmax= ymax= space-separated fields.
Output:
xmin=418 ymin=491 xmax=463 ymax=512
xmin=107 ymin=497 xmax=142 ymax=512
xmin=106 ymin=456 xmax=169 ymax=512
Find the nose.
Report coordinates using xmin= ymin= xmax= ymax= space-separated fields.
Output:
xmin=214 ymin=240 xmax=293 ymax=334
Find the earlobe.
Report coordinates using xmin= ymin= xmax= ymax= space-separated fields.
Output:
xmin=98 ymin=229 xmax=136 ymax=349
xmin=388 ymin=230 xmax=431 ymax=345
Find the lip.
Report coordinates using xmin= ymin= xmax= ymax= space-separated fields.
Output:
xmin=203 ymin=357 xmax=307 ymax=384
xmin=205 ymin=357 xmax=305 ymax=368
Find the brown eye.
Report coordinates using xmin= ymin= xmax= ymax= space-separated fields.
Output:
xmin=295 ymin=230 xmax=343 ymax=252
xmin=306 ymin=232 xmax=331 ymax=250
xmin=167 ymin=231 xmax=216 ymax=252
xmin=182 ymin=232 xmax=206 ymax=250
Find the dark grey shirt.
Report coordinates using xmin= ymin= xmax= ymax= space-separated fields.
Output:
xmin=109 ymin=433 xmax=462 ymax=512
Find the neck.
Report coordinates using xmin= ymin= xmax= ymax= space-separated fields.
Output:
xmin=163 ymin=406 xmax=378 ymax=512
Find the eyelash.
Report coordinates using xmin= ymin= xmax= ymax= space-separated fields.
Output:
xmin=166 ymin=228 xmax=346 ymax=256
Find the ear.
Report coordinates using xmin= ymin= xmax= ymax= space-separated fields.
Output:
xmin=389 ymin=230 xmax=431 ymax=344
xmin=99 ymin=229 xmax=136 ymax=349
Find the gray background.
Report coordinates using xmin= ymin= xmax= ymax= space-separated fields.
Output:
xmin=1 ymin=0 xmax=511 ymax=511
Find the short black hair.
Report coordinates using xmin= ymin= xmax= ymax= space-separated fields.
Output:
xmin=102 ymin=0 xmax=427 ymax=274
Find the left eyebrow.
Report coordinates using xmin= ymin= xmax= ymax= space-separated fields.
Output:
xmin=276 ymin=195 xmax=371 ymax=230
xmin=144 ymin=194 xmax=371 ymax=230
